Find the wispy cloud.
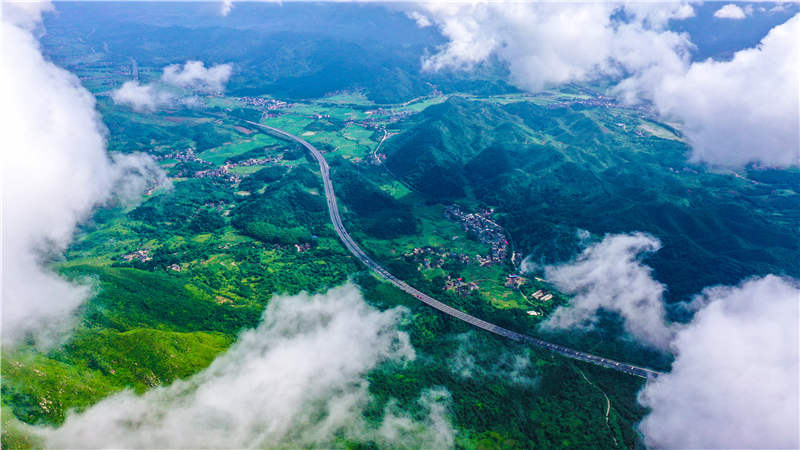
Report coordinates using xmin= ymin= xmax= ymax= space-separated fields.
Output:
xmin=448 ymin=332 xmax=539 ymax=386
xmin=221 ymin=0 xmax=234 ymax=17
xmin=112 ymin=61 xmax=232 ymax=112
xmin=529 ymin=230 xmax=799 ymax=448
xmin=539 ymin=232 xmax=673 ymax=349
xmin=40 ymin=285 xmax=455 ymax=448
xmin=161 ymin=61 xmax=232 ymax=92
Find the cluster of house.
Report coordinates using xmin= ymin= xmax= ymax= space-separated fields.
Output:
xmin=504 ymin=273 xmax=527 ymax=290
xmin=194 ymin=167 xmax=241 ymax=184
xmin=404 ymin=246 xmax=471 ymax=270
xmin=222 ymin=155 xmax=281 ymax=171
xmin=546 ymin=96 xmax=621 ymax=110
xmin=158 ymin=148 xmax=201 ymax=163
xmin=350 ymin=109 xmax=411 ymax=129
xmin=443 ymin=275 xmax=479 ymax=295
xmin=239 ymin=97 xmax=291 ymax=119
xmin=161 ymin=147 xmax=285 ymax=184
xmin=444 ymin=205 xmax=509 ymax=265
xmin=122 ymin=249 xmax=151 ymax=263
xmin=373 ymin=153 xmax=388 ymax=163
xmin=203 ymin=200 xmax=227 ymax=212
xmin=240 ymin=97 xmax=289 ymax=110
xmin=545 ymin=90 xmax=651 ymax=115
xmin=532 ymin=289 xmax=554 ymax=302
xmin=364 ymin=108 xmax=411 ymax=118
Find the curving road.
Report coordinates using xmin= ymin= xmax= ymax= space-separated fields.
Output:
xmin=246 ymin=121 xmax=661 ymax=379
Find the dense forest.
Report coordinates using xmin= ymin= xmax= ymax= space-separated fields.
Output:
xmin=383 ymin=98 xmax=800 ymax=303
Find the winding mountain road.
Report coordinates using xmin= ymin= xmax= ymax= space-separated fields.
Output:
xmin=246 ymin=120 xmax=661 ymax=379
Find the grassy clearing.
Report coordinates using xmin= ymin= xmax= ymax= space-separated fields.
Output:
xmin=378 ymin=180 xmax=412 ymax=199
xmin=198 ymin=133 xmax=282 ymax=165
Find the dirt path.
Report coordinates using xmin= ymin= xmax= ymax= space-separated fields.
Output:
xmin=576 ymin=367 xmax=619 ymax=448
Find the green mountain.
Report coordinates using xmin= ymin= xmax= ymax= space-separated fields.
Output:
xmin=384 ymin=97 xmax=800 ymax=302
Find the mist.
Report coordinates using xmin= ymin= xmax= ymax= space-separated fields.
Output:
xmin=448 ymin=332 xmax=539 ymax=386
xmin=112 ymin=61 xmax=233 ymax=112
xmin=539 ymin=232 xmax=673 ymax=349
xmin=1 ymin=2 xmax=164 ymax=347
xmin=40 ymin=284 xmax=455 ymax=448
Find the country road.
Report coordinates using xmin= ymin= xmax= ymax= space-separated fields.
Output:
xmin=246 ymin=120 xmax=662 ymax=379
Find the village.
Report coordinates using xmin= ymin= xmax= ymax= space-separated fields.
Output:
xmin=158 ymin=147 xmax=283 ymax=184
xmin=396 ymin=205 xmax=563 ymax=315
xmin=403 ymin=246 xmax=472 ymax=270
xmin=240 ymin=96 xmax=290 ymax=111
xmin=444 ymin=205 xmax=510 ymax=265
xmin=352 ymin=108 xmax=413 ymax=129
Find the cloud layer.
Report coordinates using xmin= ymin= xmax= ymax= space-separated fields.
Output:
xmin=418 ymin=3 xmax=692 ymax=92
xmin=635 ymin=14 xmax=800 ymax=167
xmin=1 ymin=4 xmax=163 ymax=346
xmin=41 ymin=285 xmax=455 ymax=448
xmin=639 ymin=275 xmax=799 ymax=449
xmin=540 ymin=233 xmax=673 ymax=349
xmin=413 ymin=2 xmax=799 ymax=167
xmin=112 ymin=61 xmax=232 ymax=112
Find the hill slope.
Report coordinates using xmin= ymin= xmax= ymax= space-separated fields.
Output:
xmin=384 ymin=97 xmax=800 ymax=301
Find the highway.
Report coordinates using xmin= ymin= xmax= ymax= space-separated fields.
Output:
xmin=246 ymin=120 xmax=661 ymax=379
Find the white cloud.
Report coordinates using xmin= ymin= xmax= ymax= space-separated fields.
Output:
xmin=539 ymin=233 xmax=673 ymax=349
xmin=40 ymin=285 xmax=455 ymax=448
xmin=526 ymin=228 xmax=799 ymax=448
xmin=161 ymin=60 xmax=232 ymax=92
xmin=1 ymin=0 xmax=54 ymax=30
xmin=377 ymin=388 xmax=454 ymax=450
xmin=415 ymin=2 xmax=799 ymax=167
xmin=112 ymin=61 xmax=232 ymax=112
xmin=407 ymin=10 xmax=432 ymax=28
xmin=221 ymin=0 xmax=234 ymax=17
xmin=638 ymin=275 xmax=800 ymax=449
xmin=111 ymin=81 xmax=166 ymax=112
xmin=714 ymin=3 xmax=748 ymax=19
xmin=417 ymin=2 xmax=692 ymax=91
xmin=629 ymin=14 xmax=800 ymax=167
xmin=1 ymin=3 xmax=163 ymax=347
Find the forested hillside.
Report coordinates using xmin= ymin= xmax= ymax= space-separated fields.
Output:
xmin=384 ymin=97 xmax=800 ymax=302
